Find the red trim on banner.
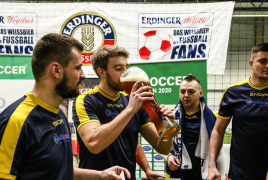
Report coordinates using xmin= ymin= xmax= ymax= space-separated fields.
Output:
xmin=103 ymin=40 xmax=115 ymax=45
xmin=81 ymin=52 xmax=93 ymax=64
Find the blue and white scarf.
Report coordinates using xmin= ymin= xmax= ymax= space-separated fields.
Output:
xmin=170 ymin=97 xmax=216 ymax=180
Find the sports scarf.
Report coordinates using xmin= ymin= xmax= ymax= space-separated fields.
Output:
xmin=170 ymin=96 xmax=216 ymax=180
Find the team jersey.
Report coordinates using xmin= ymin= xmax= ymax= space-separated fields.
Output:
xmin=182 ymin=108 xmax=201 ymax=180
xmin=73 ymin=86 xmax=152 ymax=180
xmin=0 ymin=92 xmax=73 ymax=180
xmin=218 ymin=78 xmax=268 ymax=180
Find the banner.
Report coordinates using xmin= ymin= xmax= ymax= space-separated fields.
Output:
xmin=0 ymin=2 xmax=233 ymax=111
xmin=0 ymin=2 xmax=234 ymax=75
xmin=132 ymin=60 xmax=207 ymax=105
xmin=0 ymin=12 xmax=37 ymax=55
xmin=0 ymin=60 xmax=206 ymax=112
xmin=0 ymin=56 xmax=33 ymax=79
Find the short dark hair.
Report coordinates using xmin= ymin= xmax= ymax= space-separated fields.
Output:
xmin=31 ymin=33 xmax=83 ymax=82
xmin=183 ymin=75 xmax=201 ymax=87
xmin=251 ymin=43 xmax=268 ymax=61
xmin=91 ymin=45 xmax=129 ymax=78
xmin=252 ymin=43 xmax=268 ymax=54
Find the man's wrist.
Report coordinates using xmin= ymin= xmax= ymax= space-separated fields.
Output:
xmin=166 ymin=153 xmax=173 ymax=161
xmin=208 ymin=161 xmax=217 ymax=168
xmin=124 ymin=106 xmax=136 ymax=116
xmin=99 ymin=170 xmax=106 ymax=180
xmin=144 ymin=167 xmax=152 ymax=174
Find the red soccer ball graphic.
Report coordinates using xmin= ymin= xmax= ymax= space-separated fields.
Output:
xmin=139 ymin=30 xmax=172 ymax=60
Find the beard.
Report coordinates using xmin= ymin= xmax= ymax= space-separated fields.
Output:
xmin=259 ymin=76 xmax=268 ymax=79
xmin=106 ymin=72 xmax=123 ymax=91
xmin=55 ymin=72 xmax=81 ymax=99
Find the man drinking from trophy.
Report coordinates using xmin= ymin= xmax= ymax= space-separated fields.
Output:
xmin=72 ymin=45 xmax=174 ymax=180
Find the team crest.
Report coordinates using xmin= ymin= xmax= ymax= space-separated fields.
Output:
xmin=60 ymin=12 xmax=116 ymax=65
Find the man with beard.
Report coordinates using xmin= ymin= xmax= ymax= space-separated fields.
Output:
xmin=0 ymin=33 xmax=130 ymax=180
xmin=72 ymin=45 xmax=174 ymax=180
xmin=208 ymin=43 xmax=268 ymax=180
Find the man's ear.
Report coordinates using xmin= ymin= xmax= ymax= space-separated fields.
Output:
xmin=49 ymin=62 xmax=62 ymax=79
xmin=97 ymin=68 xmax=106 ymax=78
xmin=249 ymin=59 xmax=253 ymax=69
xmin=199 ymin=90 xmax=203 ymax=98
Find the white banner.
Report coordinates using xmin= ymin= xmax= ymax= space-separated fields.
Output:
xmin=0 ymin=2 xmax=234 ymax=75
xmin=0 ymin=79 xmax=35 ymax=112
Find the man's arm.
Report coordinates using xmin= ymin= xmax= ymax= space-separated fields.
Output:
xmin=77 ymin=81 xmax=154 ymax=154
xmin=136 ymin=141 xmax=165 ymax=180
xmin=140 ymin=105 xmax=174 ymax=155
xmin=207 ymin=117 xmax=231 ymax=180
xmin=74 ymin=166 xmax=131 ymax=180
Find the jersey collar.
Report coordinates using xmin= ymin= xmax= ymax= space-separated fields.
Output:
xmin=26 ymin=92 xmax=59 ymax=114
xmin=186 ymin=108 xmax=200 ymax=115
xmin=248 ymin=78 xmax=268 ymax=90
xmin=95 ymin=86 xmax=122 ymax=101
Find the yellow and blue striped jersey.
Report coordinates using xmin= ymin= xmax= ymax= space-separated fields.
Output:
xmin=219 ymin=78 xmax=268 ymax=179
xmin=0 ymin=92 xmax=73 ymax=180
xmin=73 ymin=86 xmax=152 ymax=180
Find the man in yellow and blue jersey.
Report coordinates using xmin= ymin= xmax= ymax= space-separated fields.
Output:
xmin=208 ymin=43 xmax=268 ymax=180
xmin=73 ymin=45 xmax=174 ymax=180
xmin=0 ymin=33 xmax=130 ymax=180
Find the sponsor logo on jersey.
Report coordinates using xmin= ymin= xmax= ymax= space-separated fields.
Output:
xmin=105 ymin=110 xmax=118 ymax=117
xmin=246 ymin=99 xmax=253 ymax=105
xmin=53 ymin=119 xmax=64 ymax=126
xmin=246 ymin=98 xmax=268 ymax=106
xmin=60 ymin=12 xmax=116 ymax=65
xmin=107 ymin=103 xmax=123 ymax=108
xmin=184 ymin=122 xmax=200 ymax=127
xmin=250 ymin=93 xmax=268 ymax=96
xmin=53 ymin=133 xmax=71 ymax=144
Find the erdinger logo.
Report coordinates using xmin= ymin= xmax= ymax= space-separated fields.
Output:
xmin=60 ymin=12 xmax=117 ymax=65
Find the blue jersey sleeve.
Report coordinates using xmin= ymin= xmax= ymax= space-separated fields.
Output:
xmin=139 ymin=107 xmax=152 ymax=129
xmin=218 ymin=87 xmax=233 ymax=119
